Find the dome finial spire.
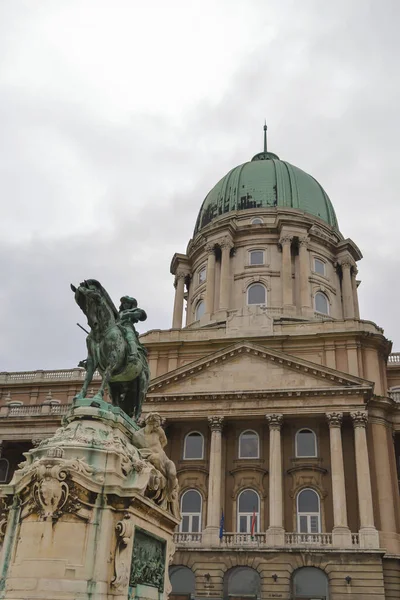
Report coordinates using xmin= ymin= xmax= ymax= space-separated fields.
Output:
xmin=263 ymin=120 xmax=267 ymax=152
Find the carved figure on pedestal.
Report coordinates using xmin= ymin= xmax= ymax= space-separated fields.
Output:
xmin=71 ymin=279 xmax=150 ymax=419
xmin=132 ymin=413 xmax=180 ymax=518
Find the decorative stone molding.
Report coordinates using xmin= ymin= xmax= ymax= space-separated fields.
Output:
xmin=208 ymin=416 xmax=224 ymax=432
xmin=326 ymin=412 xmax=343 ymax=428
xmin=298 ymin=235 xmax=310 ymax=247
xmin=279 ymin=234 xmax=293 ymax=246
xmin=351 ymin=410 xmax=368 ymax=428
xmin=265 ymin=414 xmax=283 ymax=430
xmin=218 ymin=236 xmax=234 ymax=250
xmin=112 ymin=513 xmax=134 ymax=591
xmin=340 ymin=259 xmax=354 ymax=270
xmin=205 ymin=243 xmax=216 ymax=255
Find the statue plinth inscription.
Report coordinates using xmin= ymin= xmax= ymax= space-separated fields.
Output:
xmin=0 ymin=280 xmax=179 ymax=600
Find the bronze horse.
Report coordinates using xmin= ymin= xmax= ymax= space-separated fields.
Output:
xmin=71 ymin=279 xmax=150 ymax=420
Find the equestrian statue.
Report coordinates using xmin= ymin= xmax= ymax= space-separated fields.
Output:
xmin=71 ymin=279 xmax=150 ymax=420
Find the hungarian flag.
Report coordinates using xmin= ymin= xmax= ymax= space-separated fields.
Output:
xmin=250 ymin=508 xmax=256 ymax=538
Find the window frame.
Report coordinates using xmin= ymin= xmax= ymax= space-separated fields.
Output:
xmin=251 ymin=217 xmax=263 ymax=225
xmin=248 ymin=249 xmax=265 ymax=266
xmin=247 ymin=283 xmax=267 ymax=306
xmin=238 ymin=430 xmax=260 ymax=459
xmin=183 ymin=431 xmax=204 ymax=460
xmin=295 ymin=428 xmax=318 ymax=458
xmin=314 ymin=291 xmax=329 ymax=315
xmin=180 ymin=489 xmax=203 ymax=533
xmin=296 ymin=488 xmax=321 ymax=534
xmin=0 ymin=458 xmax=9 ymax=484
xmin=198 ymin=266 xmax=206 ymax=286
xmin=313 ymin=257 xmax=326 ymax=276
xmin=237 ymin=489 xmax=260 ymax=534
xmin=195 ymin=299 xmax=205 ymax=321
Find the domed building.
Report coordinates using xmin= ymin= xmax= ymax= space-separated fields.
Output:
xmin=1 ymin=132 xmax=400 ymax=600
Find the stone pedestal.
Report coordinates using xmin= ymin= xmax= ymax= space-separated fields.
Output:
xmin=0 ymin=401 xmax=179 ymax=600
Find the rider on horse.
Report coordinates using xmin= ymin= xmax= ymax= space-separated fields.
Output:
xmin=118 ymin=296 xmax=148 ymax=360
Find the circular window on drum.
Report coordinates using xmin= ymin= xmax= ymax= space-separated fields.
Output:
xmin=247 ymin=283 xmax=266 ymax=305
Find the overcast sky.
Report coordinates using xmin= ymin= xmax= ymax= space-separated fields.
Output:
xmin=0 ymin=0 xmax=399 ymax=371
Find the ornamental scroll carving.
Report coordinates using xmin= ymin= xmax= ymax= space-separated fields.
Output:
xmin=279 ymin=235 xmax=293 ymax=247
xmin=218 ymin=236 xmax=234 ymax=250
xmin=265 ymin=414 xmax=283 ymax=430
xmin=298 ymin=236 xmax=310 ymax=248
xmin=208 ymin=416 xmax=224 ymax=432
xmin=326 ymin=412 xmax=343 ymax=428
xmin=351 ymin=410 xmax=368 ymax=428
xmin=112 ymin=513 xmax=134 ymax=591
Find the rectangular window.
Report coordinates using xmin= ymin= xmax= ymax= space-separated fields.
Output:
xmin=198 ymin=267 xmax=206 ymax=285
xmin=249 ymin=250 xmax=264 ymax=265
xmin=299 ymin=515 xmax=308 ymax=533
xmin=192 ymin=516 xmax=200 ymax=532
xmin=314 ymin=258 xmax=326 ymax=276
xmin=181 ymin=515 xmax=190 ymax=532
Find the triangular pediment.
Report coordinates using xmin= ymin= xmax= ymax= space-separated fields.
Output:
xmin=148 ymin=341 xmax=372 ymax=398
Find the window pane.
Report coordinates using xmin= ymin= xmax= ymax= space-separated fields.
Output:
xmin=298 ymin=489 xmax=319 ymax=513
xmin=248 ymin=284 xmax=266 ymax=305
xmin=239 ymin=516 xmax=248 ymax=533
xmin=191 ymin=516 xmax=200 ymax=532
xmin=239 ymin=431 xmax=259 ymax=458
xmin=314 ymin=259 xmax=325 ymax=275
xmin=195 ymin=300 xmax=205 ymax=320
xmin=198 ymin=267 xmax=206 ymax=284
xmin=315 ymin=292 xmax=328 ymax=314
xmin=310 ymin=516 xmax=319 ymax=533
xmin=181 ymin=515 xmax=190 ymax=532
xmin=250 ymin=251 xmax=264 ymax=265
xmin=299 ymin=515 xmax=308 ymax=533
xmin=238 ymin=490 xmax=259 ymax=512
xmin=251 ymin=218 xmax=263 ymax=225
xmin=182 ymin=490 xmax=202 ymax=513
xmin=297 ymin=430 xmax=316 ymax=457
xmin=184 ymin=432 xmax=203 ymax=459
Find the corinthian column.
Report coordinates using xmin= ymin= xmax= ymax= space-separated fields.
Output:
xmin=205 ymin=244 xmax=216 ymax=315
xmin=341 ymin=260 xmax=355 ymax=319
xmin=350 ymin=411 xmax=379 ymax=548
xmin=299 ymin=236 xmax=311 ymax=310
xmin=204 ymin=416 xmax=224 ymax=545
xmin=351 ymin=266 xmax=360 ymax=319
xmin=219 ymin=237 xmax=233 ymax=310
xmin=280 ymin=235 xmax=293 ymax=307
xmin=172 ymin=271 xmax=186 ymax=328
xmin=326 ymin=413 xmax=351 ymax=547
xmin=265 ymin=414 xmax=284 ymax=545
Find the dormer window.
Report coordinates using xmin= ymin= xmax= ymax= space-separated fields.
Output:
xmin=314 ymin=258 xmax=326 ymax=276
xmin=249 ymin=250 xmax=264 ymax=266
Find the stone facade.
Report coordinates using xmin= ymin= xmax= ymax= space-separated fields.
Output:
xmin=2 ymin=152 xmax=400 ymax=599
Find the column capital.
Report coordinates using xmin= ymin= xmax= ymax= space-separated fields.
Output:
xmin=298 ymin=235 xmax=310 ymax=248
xmin=326 ymin=412 xmax=343 ymax=428
xmin=340 ymin=259 xmax=354 ymax=270
xmin=279 ymin=234 xmax=293 ymax=247
xmin=205 ymin=243 xmax=216 ymax=255
xmin=175 ymin=269 xmax=189 ymax=280
xmin=208 ymin=416 xmax=224 ymax=432
xmin=351 ymin=410 xmax=368 ymax=428
xmin=266 ymin=413 xmax=283 ymax=430
xmin=218 ymin=236 xmax=234 ymax=250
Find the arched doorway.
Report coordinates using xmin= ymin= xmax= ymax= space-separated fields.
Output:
xmin=223 ymin=566 xmax=261 ymax=600
xmin=292 ymin=567 xmax=329 ymax=599
xmin=169 ymin=565 xmax=195 ymax=600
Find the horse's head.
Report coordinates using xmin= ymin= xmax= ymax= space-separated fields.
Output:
xmin=71 ymin=279 xmax=116 ymax=334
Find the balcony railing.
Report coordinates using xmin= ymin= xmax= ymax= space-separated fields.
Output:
xmin=388 ymin=353 xmax=400 ymax=364
xmin=173 ymin=532 xmax=202 ymax=544
xmin=222 ymin=533 xmax=266 ymax=546
xmin=1 ymin=404 xmax=72 ymax=418
xmin=285 ymin=532 xmax=332 ymax=546
xmin=0 ymin=369 xmax=101 ymax=384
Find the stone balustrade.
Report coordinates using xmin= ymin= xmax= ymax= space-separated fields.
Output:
xmin=0 ymin=369 xmax=101 ymax=384
xmin=173 ymin=532 xmax=202 ymax=544
xmin=285 ymin=532 xmax=333 ymax=546
xmin=0 ymin=404 xmax=72 ymax=418
xmin=388 ymin=353 xmax=400 ymax=364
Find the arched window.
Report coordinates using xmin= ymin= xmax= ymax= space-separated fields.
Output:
xmin=251 ymin=218 xmax=263 ymax=225
xmin=247 ymin=283 xmax=266 ymax=305
xmin=224 ymin=567 xmax=261 ymax=598
xmin=296 ymin=429 xmax=317 ymax=457
xmin=292 ymin=567 xmax=329 ymax=599
xmin=237 ymin=489 xmax=260 ymax=533
xmin=180 ymin=490 xmax=202 ymax=533
xmin=169 ymin=566 xmax=195 ymax=598
xmin=183 ymin=432 xmax=204 ymax=460
xmin=198 ymin=266 xmax=206 ymax=285
xmin=195 ymin=300 xmax=205 ymax=321
xmin=239 ymin=430 xmax=259 ymax=459
xmin=249 ymin=250 xmax=264 ymax=265
xmin=315 ymin=291 xmax=329 ymax=315
xmin=297 ymin=489 xmax=321 ymax=533
xmin=314 ymin=257 xmax=326 ymax=276
xmin=0 ymin=459 xmax=9 ymax=483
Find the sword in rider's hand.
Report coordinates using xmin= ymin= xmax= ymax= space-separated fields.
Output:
xmin=76 ymin=323 xmax=90 ymax=334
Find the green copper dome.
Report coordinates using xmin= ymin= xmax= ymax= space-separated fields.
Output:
xmin=194 ymin=150 xmax=338 ymax=233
